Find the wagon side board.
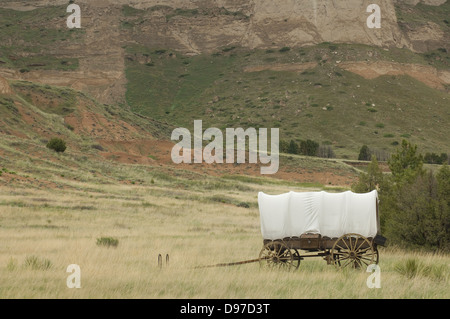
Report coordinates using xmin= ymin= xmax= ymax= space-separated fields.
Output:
xmin=263 ymin=234 xmax=376 ymax=251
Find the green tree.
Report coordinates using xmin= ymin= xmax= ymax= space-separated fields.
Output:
xmin=436 ymin=163 xmax=450 ymax=200
xmin=352 ymin=156 xmax=392 ymax=230
xmin=352 ymin=156 xmax=384 ymax=193
xmin=287 ymin=140 xmax=299 ymax=154
xmin=279 ymin=140 xmax=289 ymax=153
xmin=358 ymin=145 xmax=371 ymax=161
xmin=436 ymin=164 xmax=450 ymax=250
xmin=387 ymin=169 xmax=449 ymax=251
xmin=300 ymin=139 xmax=319 ymax=156
xmin=388 ymin=139 xmax=424 ymax=185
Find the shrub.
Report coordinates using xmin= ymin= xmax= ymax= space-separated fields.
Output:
xmin=46 ymin=138 xmax=66 ymax=153
xmin=395 ymin=258 xmax=447 ymax=281
xmin=395 ymin=258 xmax=428 ymax=279
xmin=237 ymin=202 xmax=250 ymax=208
xmin=91 ymin=144 xmax=105 ymax=151
xmin=279 ymin=46 xmax=291 ymax=52
xmin=222 ymin=46 xmax=236 ymax=52
xmin=424 ymin=152 xmax=448 ymax=165
xmin=23 ymin=255 xmax=52 ymax=270
xmin=96 ymin=237 xmax=119 ymax=248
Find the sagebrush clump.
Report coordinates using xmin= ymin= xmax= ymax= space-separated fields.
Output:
xmin=46 ymin=138 xmax=67 ymax=153
xmin=96 ymin=237 xmax=119 ymax=248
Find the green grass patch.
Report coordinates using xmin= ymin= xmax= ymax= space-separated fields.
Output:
xmin=96 ymin=237 xmax=119 ymax=248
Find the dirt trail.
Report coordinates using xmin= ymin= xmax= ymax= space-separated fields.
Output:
xmin=339 ymin=61 xmax=450 ymax=90
xmin=0 ymin=75 xmax=12 ymax=95
xmin=244 ymin=60 xmax=450 ymax=91
xmin=244 ymin=62 xmax=318 ymax=73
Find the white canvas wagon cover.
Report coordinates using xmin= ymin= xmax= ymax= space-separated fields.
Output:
xmin=258 ymin=190 xmax=379 ymax=240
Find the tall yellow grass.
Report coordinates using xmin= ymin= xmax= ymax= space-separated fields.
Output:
xmin=0 ymin=182 xmax=448 ymax=299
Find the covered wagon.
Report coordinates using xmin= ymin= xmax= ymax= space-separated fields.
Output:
xmin=258 ymin=190 xmax=386 ymax=270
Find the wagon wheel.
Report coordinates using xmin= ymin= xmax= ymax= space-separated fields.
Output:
xmin=373 ymin=244 xmax=379 ymax=265
xmin=259 ymin=241 xmax=298 ymax=271
xmin=331 ymin=233 xmax=376 ymax=269
xmin=291 ymin=248 xmax=301 ymax=270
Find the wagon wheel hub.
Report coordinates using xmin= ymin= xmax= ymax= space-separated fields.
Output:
xmin=259 ymin=241 xmax=300 ymax=271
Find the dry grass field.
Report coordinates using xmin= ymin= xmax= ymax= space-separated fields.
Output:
xmin=0 ymin=177 xmax=448 ymax=299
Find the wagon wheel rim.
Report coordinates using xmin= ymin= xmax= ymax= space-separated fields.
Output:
xmin=331 ymin=233 xmax=375 ymax=269
xmin=259 ymin=241 xmax=296 ymax=271
xmin=291 ymin=248 xmax=301 ymax=270
xmin=373 ymin=245 xmax=379 ymax=265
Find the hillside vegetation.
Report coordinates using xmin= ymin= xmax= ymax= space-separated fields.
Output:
xmin=125 ymin=43 xmax=449 ymax=159
xmin=0 ymin=2 xmax=448 ymax=160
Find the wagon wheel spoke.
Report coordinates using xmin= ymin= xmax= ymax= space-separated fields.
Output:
xmin=341 ymin=258 xmax=353 ymax=268
xmin=358 ymin=254 xmax=374 ymax=262
xmin=355 ymin=258 xmax=365 ymax=269
xmin=358 ymin=258 xmax=372 ymax=267
xmin=331 ymin=233 xmax=376 ymax=270
xmin=358 ymin=246 xmax=372 ymax=254
xmin=341 ymin=238 xmax=351 ymax=251
xmin=259 ymin=241 xmax=296 ymax=272
xmin=335 ymin=243 xmax=348 ymax=252
xmin=355 ymin=238 xmax=366 ymax=252
xmin=348 ymin=236 xmax=354 ymax=251
xmin=356 ymin=254 xmax=374 ymax=267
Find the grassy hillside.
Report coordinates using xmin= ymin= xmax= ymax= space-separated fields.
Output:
xmin=125 ymin=43 xmax=449 ymax=159
xmin=396 ymin=0 xmax=450 ymax=32
xmin=0 ymin=5 xmax=83 ymax=72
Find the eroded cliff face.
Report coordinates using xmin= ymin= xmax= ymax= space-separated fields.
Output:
xmin=1 ymin=0 xmax=448 ymax=103
xmin=1 ymin=0 xmax=447 ymax=52
xmin=0 ymin=0 xmax=409 ymax=51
